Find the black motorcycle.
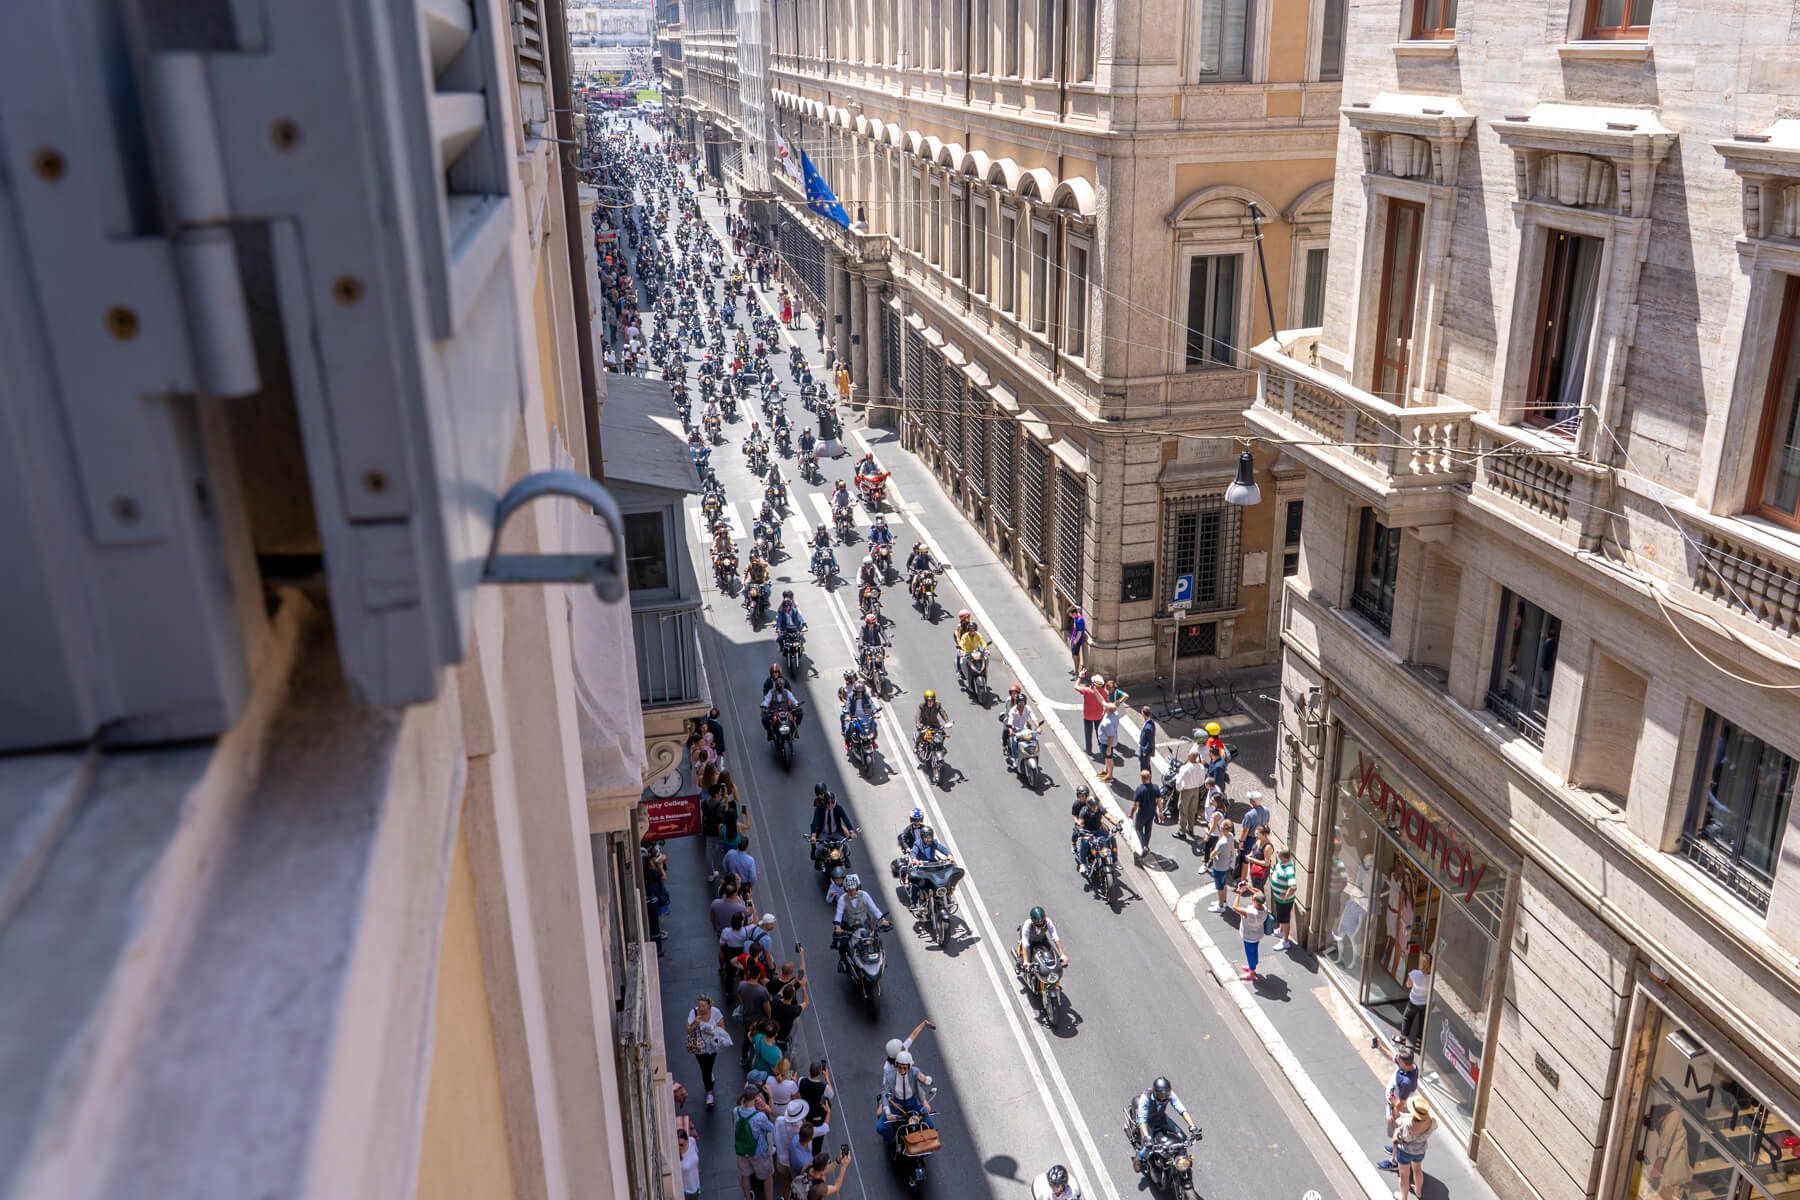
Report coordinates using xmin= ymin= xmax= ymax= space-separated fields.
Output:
xmin=835 ymin=923 xmax=886 ymax=1014
xmin=809 ymin=831 xmax=853 ymax=886
xmin=1016 ymin=946 xmax=1066 ymax=1027
xmin=859 ymin=646 xmax=889 ymax=698
xmin=779 ymin=627 xmax=805 ymax=673
xmin=845 ymin=714 xmax=879 ymax=777
xmin=1077 ymin=828 xmax=1122 ymax=900
xmin=895 ymin=854 xmax=964 ymax=947
xmin=914 ymin=724 xmax=950 ymax=785
xmin=1125 ymin=1117 xmax=1201 ymax=1197
xmin=744 ymin=581 xmax=771 ymax=626
xmin=768 ymin=701 xmax=799 ymax=768
xmin=909 ymin=570 xmax=939 ymax=618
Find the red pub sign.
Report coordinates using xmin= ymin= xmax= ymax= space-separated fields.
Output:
xmin=642 ymin=794 xmax=700 ymax=840
xmin=1339 ymin=737 xmax=1499 ymax=914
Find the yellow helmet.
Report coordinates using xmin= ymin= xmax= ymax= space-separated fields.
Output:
xmin=1205 ymin=722 xmax=1222 ymax=737
xmin=923 ymin=689 xmax=936 ymax=700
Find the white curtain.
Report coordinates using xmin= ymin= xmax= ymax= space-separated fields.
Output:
xmin=1553 ymin=238 xmax=1603 ymax=426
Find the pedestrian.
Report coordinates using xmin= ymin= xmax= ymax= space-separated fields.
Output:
xmin=834 ymin=362 xmax=852 ymax=405
xmin=1075 ymin=673 xmax=1107 ymax=757
xmin=732 ymin=1083 xmax=778 ymax=1200
xmin=710 ymin=880 xmax=749 ymax=936
xmin=746 ymin=1020 xmax=783 ymax=1082
xmin=1137 ymin=707 xmax=1157 ymax=775
xmin=793 ymin=1147 xmax=854 ymax=1198
xmin=766 ymin=1056 xmax=801 ymax=1110
xmin=1096 ymin=702 xmax=1122 ymax=781
xmin=1391 ymin=1095 xmax=1436 ymax=1199
xmin=797 ymin=1060 xmax=834 ymax=1150
xmin=704 ymin=705 xmax=727 ymax=751
xmin=677 ymin=1123 xmax=702 ymax=1199
xmin=1240 ymin=788 xmax=1270 ymax=836
xmin=772 ymin=950 xmax=810 ymax=1049
xmin=1269 ymin=848 xmax=1299 ymax=952
xmin=1103 ymin=676 xmax=1130 ymax=708
xmin=1401 ymin=952 xmax=1433 ymax=1046
xmin=1067 ymin=606 xmax=1088 ymax=677
xmin=1206 ymin=820 xmax=1238 ymax=912
xmin=1230 ymin=881 xmax=1267 ymax=981
xmin=1243 ymin=826 xmax=1274 ymax=892
xmin=1201 ymin=784 xmax=1226 ymax=860
xmin=723 ymin=835 xmax=758 ymax=904
xmin=1129 ymin=768 xmax=1158 ymax=861
xmin=1204 ymin=743 xmax=1231 ymax=797
xmin=1175 ymin=749 xmax=1207 ymax=838
xmin=685 ymin=993 xmax=731 ymax=1109
xmin=1377 ymin=1045 xmax=1421 ymax=1170
xmin=773 ymin=1100 xmax=812 ymax=1194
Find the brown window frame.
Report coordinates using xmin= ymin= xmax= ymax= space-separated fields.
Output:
xmin=1748 ymin=276 xmax=1800 ymax=533
xmin=1582 ymin=0 xmax=1651 ymax=39
xmin=1410 ymin=0 xmax=1456 ymax=40
xmin=1372 ymin=198 xmax=1424 ymax=402
xmin=1524 ymin=228 xmax=1603 ymax=432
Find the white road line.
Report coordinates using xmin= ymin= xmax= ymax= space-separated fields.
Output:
xmin=847 ymin=425 xmax=1391 ymax=1200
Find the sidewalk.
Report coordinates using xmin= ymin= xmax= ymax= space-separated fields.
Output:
xmin=850 ymin=415 xmax=1497 ymax=1200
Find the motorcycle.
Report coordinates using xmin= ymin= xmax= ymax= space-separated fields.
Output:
xmin=765 ymin=481 xmax=787 ymax=512
xmin=909 ymin=570 xmax=938 ymax=616
xmin=774 ymin=424 xmax=791 ymax=457
xmin=1017 ymin=946 xmax=1066 ymax=1027
xmin=896 ymin=855 xmax=963 ymax=947
xmin=959 ymin=645 xmax=990 ymax=703
xmin=858 ymin=584 xmax=882 ymax=623
xmin=754 ymin=520 xmax=782 ymax=563
xmin=1077 ymin=828 xmax=1121 ymax=900
xmin=859 ymin=646 xmax=889 ymax=697
xmin=712 ymin=551 xmax=738 ymax=591
xmin=809 ymin=831 xmax=852 ymax=885
xmin=883 ymin=1103 xmax=939 ymax=1193
xmin=1125 ymin=1117 xmax=1201 ymax=1197
xmin=871 ymin=541 xmax=894 ymax=580
xmin=811 ymin=546 xmax=838 ymax=585
xmin=719 ymin=393 xmax=738 ymax=423
xmin=745 ymin=441 xmax=768 ymax=476
xmin=768 ymin=702 xmax=799 ymax=767
xmin=1006 ymin=725 xmax=1044 ymax=790
xmin=703 ymin=411 xmax=722 ymax=443
xmin=914 ymin=724 xmax=950 ymax=784
xmin=834 ymin=503 xmax=855 ymax=541
xmin=701 ymin=491 xmax=723 ymax=525
xmin=835 ymin=922 xmax=885 ymax=1013
xmin=798 ymin=449 xmax=820 ymax=482
xmin=858 ymin=472 xmax=890 ymax=510
xmin=779 ymin=627 xmax=805 ymax=673
xmin=743 ymin=580 xmax=770 ymax=625
xmin=844 ymin=713 xmax=879 ymax=777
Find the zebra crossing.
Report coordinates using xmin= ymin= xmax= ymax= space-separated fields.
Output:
xmin=691 ymin=492 xmax=909 ymax=550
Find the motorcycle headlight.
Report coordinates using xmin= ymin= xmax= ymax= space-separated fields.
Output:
xmin=1174 ymin=1153 xmax=1192 ymax=1171
xmin=1040 ymin=968 xmax=1061 ymax=985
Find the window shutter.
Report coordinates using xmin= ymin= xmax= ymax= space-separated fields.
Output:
xmin=993 ymin=418 xmax=1017 ymax=530
xmin=1054 ymin=468 xmax=1085 ymax=602
xmin=944 ymin=367 xmax=965 ymax=467
xmin=511 ymin=0 xmax=548 ymax=130
xmin=968 ymin=392 xmax=989 ymax=496
xmin=905 ymin=327 xmax=927 ymax=435
xmin=922 ymin=347 xmax=943 ymax=444
xmin=885 ymin=307 xmax=903 ymax=411
xmin=1023 ymin=438 xmax=1049 ymax=561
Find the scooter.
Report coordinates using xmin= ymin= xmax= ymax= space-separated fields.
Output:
xmin=959 ymin=646 xmax=991 ymax=703
xmin=882 ymin=1102 xmax=940 ymax=1194
xmin=1006 ymin=725 xmax=1044 ymax=790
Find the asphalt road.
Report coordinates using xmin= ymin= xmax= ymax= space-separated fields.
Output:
xmin=629 ymin=121 xmax=1355 ymax=1200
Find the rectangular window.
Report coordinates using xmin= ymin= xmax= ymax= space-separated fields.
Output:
xmin=1749 ymin=276 xmax=1800 ymax=531
xmin=1680 ymin=711 xmax=1794 ymax=913
xmin=1485 ymin=589 xmax=1561 ymax=747
xmin=1029 ymin=224 xmax=1052 ymax=334
xmin=993 ymin=417 xmax=1017 ymax=528
xmin=950 ymin=190 xmax=966 ymax=279
xmin=1196 ymin=0 xmax=1253 ymax=81
xmin=1373 ymin=198 xmax=1424 ymax=401
xmin=1054 ymin=469 xmax=1086 ymax=601
xmin=1003 ymin=0 xmax=1020 ymax=73
xmin=1301 ymin=247 xmax=1328 ymax=327
xmin=1319 ymin=0 xmax=1347 ymax=77
xmin=929 ymin=177 xmax=943 ymax=264
xmin=1411 ymin=0 xmax=1456 ymax=38
xmin=1584 ymin=0 xmax=1651 ymax=39
xmin=910 ymin=170 xmax=924 ymax=252
xmin=972 ymin=0 xmax=990 ymax=71
xmin=1023 ymin=437 xmax=1049 ymax=561
xmin=1184 ymin=253 xmax=1240 ymax=369
xmin=1282 ymin=498 xmax=1303 ymax=576
xmin=1163 ymin=493 xmax=1243 ymax=611
xmin=1525 ymin=230 xmax=1603 ymax=431
xmin=1000 ymin=210 xmax=1018 ymax=313
xmin=1065 ymin=242 xmax=1090 ymax=358
xmin=971 ymin=202 xmax=989 ymax=293
xmin=1350 ymin=508 xmax=1400 ymax=634
xmin=623 ymin=511 xmax=671 ymax=594
xmin=1035 ymin=0 xmax=1057 ymax=78
xmin=1073 ymin=0 xmax=1097 ymax=82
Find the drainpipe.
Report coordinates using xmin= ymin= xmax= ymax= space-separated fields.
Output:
xmin=545 ymin=0 xmax=606 ymax=483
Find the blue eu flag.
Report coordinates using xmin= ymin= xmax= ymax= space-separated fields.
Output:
xmin=800 ymin=150 xmax=851 ymax=229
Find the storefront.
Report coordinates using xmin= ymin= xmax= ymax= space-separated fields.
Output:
xmin=1315 ymin=720 xmax=1515 ymax=1145
xmin=1619 ymin=998 xmax=1800 ymax=1200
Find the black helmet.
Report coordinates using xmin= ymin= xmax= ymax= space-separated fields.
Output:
xmin=1047 ymin=1165 xmax=1069 ymax=1188
xmin=1029 ymin=905 xmax=1046 ymax=925
xmin=1152 ymin=1077 xmax=1173 ymax=1101
xmin=813 ymin=782 xmax=829 ymax=797
xmin=1075 ymin=784 xmax=1091 ymax=799
xmin=920 ymin=826 xmax=934 ymax=841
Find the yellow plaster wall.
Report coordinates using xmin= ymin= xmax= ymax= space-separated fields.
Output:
xmin=415 ymin=822 xmax=520 ymax=1200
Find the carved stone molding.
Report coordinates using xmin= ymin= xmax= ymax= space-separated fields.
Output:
xmin=1342 ymin=93 xmax=1475 ymax=188
xmin=1715 ymin=121 xmax=1800 ymax=241
xmin=1493 ymin=103 xmax=1674 ymax=219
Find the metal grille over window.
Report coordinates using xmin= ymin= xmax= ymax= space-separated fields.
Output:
xmin=943 ymin=368 xmax=965 ymax=467
xmin=1176 ymin=620 xmax=1219 ymax=659
xmin=1023 ymin=439 xmax=1049 ymax=562
xmin=904 ymin=328 xmax=926 ymax=433
xmin=885 ymin=308 xmax=903 ymax=411
xmin=921 ymin=348 xmax=943 ymax=444
xmin=782 ymin=220 xmax=828 ymax=309
xmin=993 ymin=418 xmax=1017 ymax=530
xmin=967 ymin=395 xmax=989 ymax=496
xmin=1054 ymin=469 xmax=1085 ymax=602
xmin=1161 ymin=493 xmax=1242 ymax=612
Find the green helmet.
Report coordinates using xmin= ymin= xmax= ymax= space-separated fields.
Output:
xmin=1029 ymin=905 xmax=1046 ymax=924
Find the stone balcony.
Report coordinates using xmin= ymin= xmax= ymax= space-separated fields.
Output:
xmin=1248 ymin=332 xmax=1475 ymax=524
xmin=1466 ymin=414 xmax=1614 ymax=552
xmin=1669 ymin=502 xmax=1800 ymax=646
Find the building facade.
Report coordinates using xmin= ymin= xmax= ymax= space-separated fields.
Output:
xmin=0 ymin=1 xmax=683 ymax=1197
xmin=682 ymin=0 xmax=745 ymax=182
xmin=656 ymin=0 xmax=686 ymax=113
xmin=1247 ymin=2 xmax=1800 ymax=1198
xmin=763 ymin=0 xmax=1346 ymax=679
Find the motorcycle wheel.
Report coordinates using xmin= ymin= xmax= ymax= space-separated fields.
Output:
xmin=777 ymin=736 xmax=792 ymax=770
xmin=930 ymin=896 xmax=947 ymax=946
xmin=865 ymin=979 xmax=881 ymax=1018
xmin=1043 ymin=986 xmax=1061 ymax=1027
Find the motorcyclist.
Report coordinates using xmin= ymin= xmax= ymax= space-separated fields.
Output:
xmin=810 ymin=523 xmax=833 ymax=552
xmin=867 ymin=513 xmax=894 ymax=549
xmin=857 ymin=612 xmax=886 ymax=659
xmin=905 ymin=542 xmax=936 ymax=595
xmin=841 ymin=677 xmax=878 ymax=736
xmin=1016 ymin=905 xmax=1068 ymax=969
xmin=744 ymin=549 xmax=771 ymax=590
xmin=798 ymin=427 xmax=817 ymax=456
xmin=754 ymin=500 xmax=782 ymax=547
xmin=825 ymin=863 xmax=849 ymax=907
xmin=953 ymin=611 xmax=985 ymax=673
xmin=876 ymin=1051 xmax=935 ymax=1146
xmin=854 ymin=450 xmax=882 ymax=487
xmin=1002 ymin=685 xmax=1044 ymax=762
xmin=761 ymin=662 xmax=788 ymax=695
xmin=809 ymin=784 xmax=860 ymax=840
xmin=1032 ymin=1165 xmax=1081 ymax=1200
xmin=914 ymin=690 xmax=948 ymax=754
xmin=761 ymin=677 xmax=803 ymax=740
xmin=1132 ymin=1077 xmax=1197 ymax=1167
xmin=831 ymin=873 xmax=888 ymax=942
xmin=899 ymin=807 xmax=928 ymax=857
xmin=774 ymin=591 xmax=807 ymax=637
xmin=830 ymin=479 xmax=853 ymax=518
xmin=710 ymin=524 xmax=735 ymax=570
xmin=857 ymin=554 xmax=882 ymax=592
xmin=1070 ymin=786 xmax=1119 ymax=870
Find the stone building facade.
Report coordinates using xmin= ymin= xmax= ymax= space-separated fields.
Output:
xmin=681 ymin=0 xmax=745 ymax=183
xmin=1247 ymin=2 xmax=1800 ymax=1198
xmin=762 ymin=0 xmax=1346 ymax=680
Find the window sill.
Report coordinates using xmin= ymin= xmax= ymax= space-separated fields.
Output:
xmin=1392 ymin=40 xmax=1457 ymax=59
xmin=1557 ymin=40 xmax=1652 ymax=61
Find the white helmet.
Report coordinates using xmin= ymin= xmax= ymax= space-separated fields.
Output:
xmin=844 ymin=873 xmax=861 ymax=890
xmin=895 ymin=1050 xmax=915 ymax=1067
xmin=885 ymin=1038 xmax=904 ymax=1059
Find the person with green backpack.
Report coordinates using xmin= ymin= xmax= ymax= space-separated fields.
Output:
xmin=733 ymin=1082 xmax=778 ymax=1199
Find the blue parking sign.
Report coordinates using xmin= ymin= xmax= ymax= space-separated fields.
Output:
xmin=1172 ymin=573 xmax=1194 ymax=605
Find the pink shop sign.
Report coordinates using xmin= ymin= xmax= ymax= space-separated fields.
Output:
xmin=1344 ymin=749 xmax=1495 ymax=906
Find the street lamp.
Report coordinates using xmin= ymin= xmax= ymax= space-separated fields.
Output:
xmin=1224 ymin=450 xmax=1261 ymax=507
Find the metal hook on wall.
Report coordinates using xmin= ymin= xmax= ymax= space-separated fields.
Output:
xmin=481 ymin=469 xmax=627 ymax=604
